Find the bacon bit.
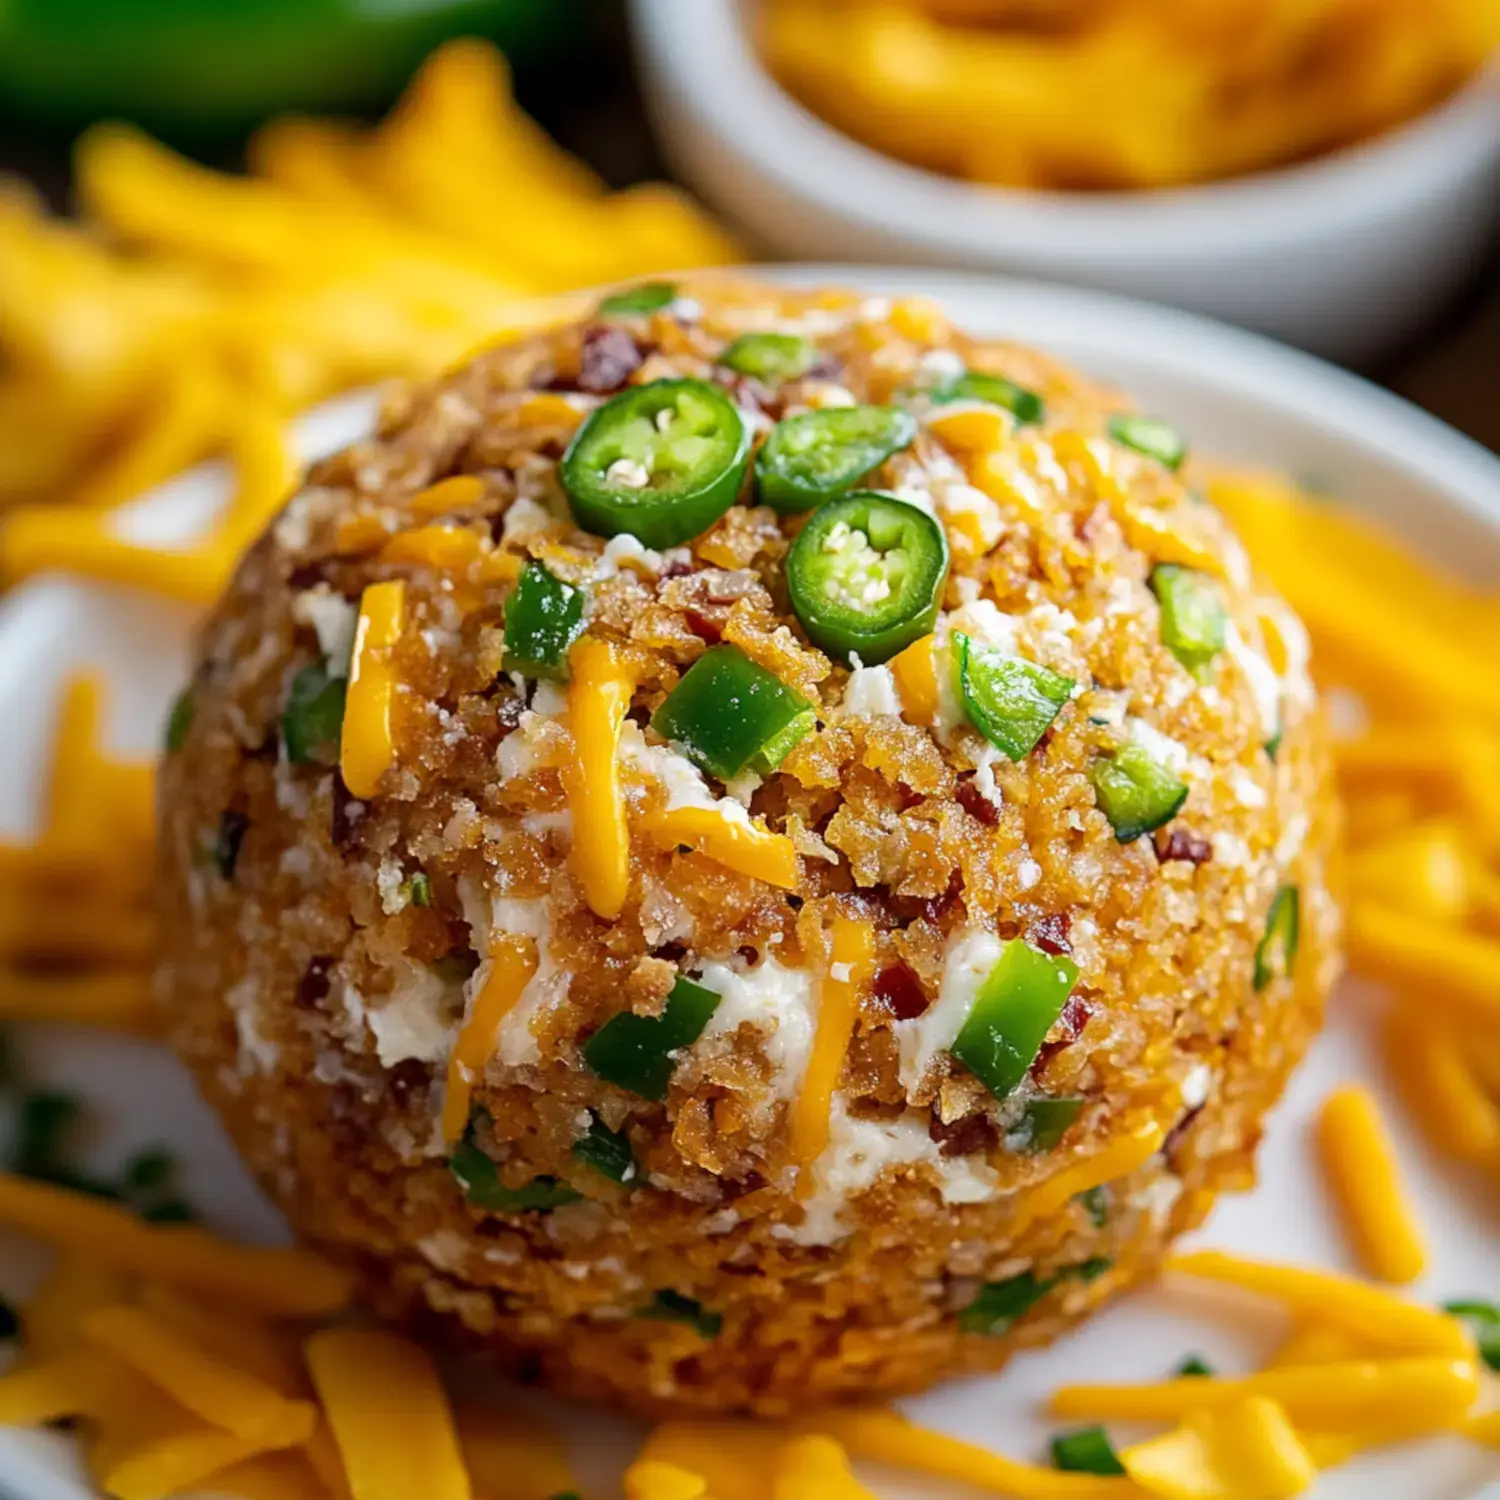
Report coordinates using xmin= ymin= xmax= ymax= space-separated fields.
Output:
xmin=296 ymin=956 xmax=334 ymax=1008
xmin=659 ymin=558 xmax=694 ymax=580
xmin=872 ymin=961 xmax=929 ymax=1021
xmin=1154 ymin=826 xmax=1213 ymax=865
xmin=929 ymin=1111 xmax=998 ymax=1157
xmin=1032 ymin=992 xmax=1095 ymax=1075
xmin=955 ymin=775 xmax=999 ymax=827
xmin=1028 ymin=912 xmax=1072 ymax=956
xmin=387 ymin=1059 xmax=431 ymax=1103
xmin=684 ymin=608 xmax=725 ymax=644
xmin=577 ymin=326 xmax=644 ymax=394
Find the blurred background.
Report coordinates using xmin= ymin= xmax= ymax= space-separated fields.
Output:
xmin=0 ymin=0 xmax=1496 ymax=582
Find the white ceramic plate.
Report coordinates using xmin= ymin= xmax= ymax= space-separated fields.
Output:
xmin=0 ymin=270 xmax=1497 ymax=1500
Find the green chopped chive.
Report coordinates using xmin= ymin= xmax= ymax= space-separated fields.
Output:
xmin=950 ymin=940 xmax=1079 ymax=1102
xmin=598 ymin=282 xmax=678 ymax=317
xmin=1107 ymin=414 xmax=1187 ymax=471
xmin=1090 ymin=741 xmax=1189 ymax=844
xmin=572 ymin=1116 xmax=636 ymax=1185
xmin=281 ymin=662 xmax=347 ymax=765
xmin=953 ymin=633 xmax=1073 ymax=762
xmin=1013 ymin=1097 xmax=1084 ymax=1154
xmin=451 ymin=1144 xmax=581 ymax=1213
xmin=504 ymin=562 xmax=586 ymax=681
xmin=1176 ymin=1354 xmax=1215 ymax=1377
xmin=1150 ymin=565 xmax=1226 ymax=678
xmin=932 ymin=371 xmax=1044 ymax=425
xmin=1050 ymin=1425 xmax=1125 ymax=1476
xmin=122 ymin=1149 xmax=176 ymax=1194
xmin=1077 ymin=1185 xmax=1109 ymax=1228
xmin=405 ymin=873 xmax=433 ymax=908
xmin=13 ymin=1090 xmax=82 ymax=1178
xmin=212 ymin=811 xmax=249 ymax=879
xmin=960 ymin=1259 xmax=1110 ymax=1335
xmin=1442 ymin=1301 xmax=1500 ymax=1372
xmin=1265 ymin=722 xmax=1284 ymax=762
xmin=164 ymin=688 xmax=194 ymax=753
xmin=639 ymin=1290 xmax=722 ymax=1340
xmin=1253 ymin=885 xmax=1300 ymax=991
xmin=583 ymin=977 xmax=721 ymax=1101
xmin=651 ymin=645 xmax=815 ymax=781
xmin=719 ymin=332 xmax=818 ymax=384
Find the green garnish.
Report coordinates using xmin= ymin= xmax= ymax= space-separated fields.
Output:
xmin=122 ymin=1149 xmax=175 ymax=1194
xmin=1176 ymin=1354 xmax=1215 ymax=1377
xmin=1050 ymin=1426 xmax=1125 ymax=1476
xmin=952 ymin=633 xmax=1073 ymax=761
xmin=1107 ymin=414 xmax=1187 ymax=471
xmin=572 ymin=1116 xmax=636 ymax=1185
xmin=755 ymin=406 xmax=917 ymax=514
xmin=212 ymin=810 xmax=248 ymax=879
xmin=1077 ymin=1185 xmax=1109 ymax=1228
xmin=1265 ymin=721 xmax=1284 ymax=762
xmin=1442 ymin=1301 xmax=1500 ymax=1371
xmin=932 ymin=370 xmax=1044 ymax=426
xmin=598 ymin=282 xmax=677 ymax=317
xmin=719 ymin=332 xmax=818 ymax=384
xmin=164 ymin=688 xmax=194 ymax=754
xmin=504 ymin=562 xmax=586 ymax=681
xmin=582 ymin=977 xmax=721 ymax=1102
xmin=1013 ymin=1097 xmax=1084 ymax=1154
xmin=960 ymin=1259 xmax=1111 ymax=1335
xmin=639 ymin=1290 xmax=722 ymax=1340
xmin=281 ymin=662 xmax=347 ymax=765
xmin=650 ymin=645 xmax=815 ymax=781
xmin=1253 ymin=886 xmax=1300 ymax=990
xmin=405 ymin=873 xmax=433 ymax=908
xmin=12 ymin=1090 xmax=82 ymax=1179
xmin=1091 ymin=740 xmax=1189 ymax=843
xmin=450 ymin=1114 xmax=581 ymax=1212
xmin=951 ymin=940 xmax=1080 ymax=1102
xmin=1150 ymin=565 xmax=1226 ymax=678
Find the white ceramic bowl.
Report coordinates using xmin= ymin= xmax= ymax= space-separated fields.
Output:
xmin=1 ymin=270 xmax=1498 ymax=1500
xmin=630 ymin=0 xmax=1500 ymax=363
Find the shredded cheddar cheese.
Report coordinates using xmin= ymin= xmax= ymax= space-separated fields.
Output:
xmin=409 ymin=474 xmax=486 ymax=519
xmin=1315 ymin=1084 xmax=1426 ymax=1285
xmin=773 ymin=1434 xmax=875 ymax=1500
xmin=1120 ymin=1397 xmax=1316 ymax=1500
xmin=640 ymin=807 xmax=800 ymax=891
xmin=788 ymin=915 xmax=876 ymax=1170
xmin=566 ymin=636 xmax=635 ymax=920
xmin=1383 ymin=1008 xmax=1500 ymax=1163
xmin=1010 ymin=1117 xmax=1167 ymax=1235
xmin=340 ymin=579 xmax=407 ymax=800
xmin=624 ymin=1460 xmax=711 ymax=1500
xmin=927 ymin=406 xmax=1009 ymax=452
xmin=441 ymin=934 xmax=540 ymax=1142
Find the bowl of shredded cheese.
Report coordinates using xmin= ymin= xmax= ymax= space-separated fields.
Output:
xmin=630 ymin=0 xmax=1500 ymax=361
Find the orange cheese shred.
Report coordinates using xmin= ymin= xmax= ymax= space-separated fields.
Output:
xmin=788 ymin=914 xmax=875 ymax=1170
xmin=340 ymin=579 xmax=407 ymax=800
xmin=566 ymin=636 xmax=635 ymax=920
xmin=889 ymin=634 xmax=940 ymax=728
xmin=409 ymin=474 xmax=485 ymax=519
xmin=640 ymin=807 xmax=800 ymax=891
xmin=1010 ymin=1118 xmax=1167 ymax=1235
xmin=376 ymin=524 xmax=488 ymax=572
xmin=306 ymin=1328 xmax=473 ymax=1500
xmin=441 ymin=933 xmax=540 ymax=1141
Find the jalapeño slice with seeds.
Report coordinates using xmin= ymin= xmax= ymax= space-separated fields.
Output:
xmin=651 ymin=645 xmax=815 ymax=781
xmin=560 ymin=379 xmax=750 ymax=549
xmin=786 ymin=492 xmax=948 ymax=665
xmin=953 ymin=633 xmax=1073 ymax=761
xmin=754 ymin=405 xmax=917 ymax=514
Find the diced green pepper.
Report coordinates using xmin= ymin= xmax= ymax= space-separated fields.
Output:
xmin=951 ymin=940 xmax=1080 ymax=1101
xmin=755 ymin=405 xmax=917 ymax=514
xmin=932 ymin=371 xmax=1044 ymax=426
xmin=650 ymin=645 xmax=815 ymax=781
xmin=405 ymin=873 xmax=432 ymax=908
xmin=572 ymin=1115 xmax=636 ymax=1185
xmin=583 ymin=976 xmax=721 ymax=1101
xmin=638 ymin=1289 xmax=722 ymax=1340
xmin=599 ymin=282 xmax=677 ymax=317
xmin=450 ymin=1113 xmax=582 ymax=1212
xmin=719 ymin=332 xmax=818 ymax=384
xmin=561 ymin=379 xmax=750 ymax=548
xmin=504 ymin=562 xmax=586 ymax=680
xmin=1107 ymin=414 xmax=1187 ymax=471
xmin=164 ymin=687 xmax=194 ymax=753
xmin=1442 ymin=1301 xmax=1500 ymax=1372
xmin=959 ymin=1259 xmax=1109 ymax=1336
xmin=1013 ymin=1096 xmax=1084 ymax=1153
xmin=1150 ymin=565 xmax=1226 ymax=678
xmin=1091 ymin=741 xmax=1189 ymax=843
xmin=1176 ymin=1354 xmax=1215 ymax=1377
xmin=786 ymin=491 xmax=948 ymax=665
xmin=1253 ymin=885 xmax=1300 ymax=990
xmin=953 ymin=633 xmax=1073 ymax=761
xmin=281 ymin=662 xmax=347 ymax=764
xmin=1050 ymin=1427 xmax=1125 ymax=1476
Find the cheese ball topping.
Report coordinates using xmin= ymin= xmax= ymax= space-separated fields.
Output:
xmin=156 ymin=278 xmax=1339 ymax=1416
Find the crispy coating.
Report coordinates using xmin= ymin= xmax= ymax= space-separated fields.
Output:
xmin=156 ymin=279 xmax=1340 ymax=1415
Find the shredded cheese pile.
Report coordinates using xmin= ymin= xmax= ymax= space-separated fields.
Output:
xmin=0 ymin=36 xmax=738 ymax=605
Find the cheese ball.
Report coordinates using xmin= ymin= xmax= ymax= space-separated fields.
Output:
xmin=156 ymin=278 xmax=1340 ymax=1417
